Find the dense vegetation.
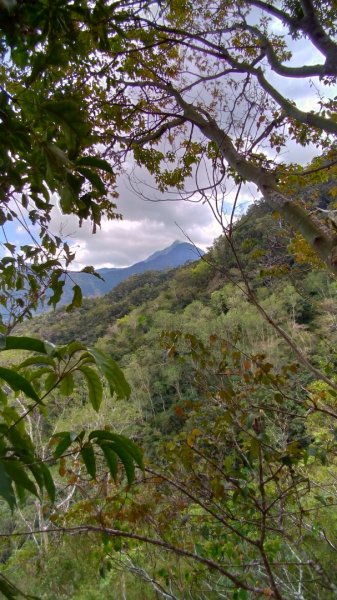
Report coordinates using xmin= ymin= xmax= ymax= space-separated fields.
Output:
xmin=2 ymin=200 xmax=337 ymax=598
xmin=2 ymin=0 xmax=337 ymax=597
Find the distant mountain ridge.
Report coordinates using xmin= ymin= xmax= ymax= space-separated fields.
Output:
xmin=63 ymin=241 xmax=204 ymax=302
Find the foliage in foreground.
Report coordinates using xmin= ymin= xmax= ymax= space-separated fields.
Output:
xmin=0 ymin=334 xmax=142 ymax=506
xmin=1 ymin=0 xmax=337 ymax=327
xmin=1 ymin=203 xmax=337 ymax=598
xmin=2 ymin=0 xmax=337 ymax=597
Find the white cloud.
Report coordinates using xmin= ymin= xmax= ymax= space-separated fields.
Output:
xmin=46 ymin=28 xmax=329 ymax=270
xmin=49 ymin=176 xmax=224 ymax=269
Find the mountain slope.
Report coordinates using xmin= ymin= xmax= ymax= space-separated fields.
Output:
xmin=63 ymin=241 xmax=204 ymax=301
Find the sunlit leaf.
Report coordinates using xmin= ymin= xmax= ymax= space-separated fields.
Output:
xmin=88 ymin=349 xmax=130 ymax=399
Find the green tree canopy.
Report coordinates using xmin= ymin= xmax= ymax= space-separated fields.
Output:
xmin=0 ymin=0 xmax=124 ymax=326
xmin=1 ymin=4 xmax=337 ymax=596
xmin=1 ymin=0 xmax=337 ymax=329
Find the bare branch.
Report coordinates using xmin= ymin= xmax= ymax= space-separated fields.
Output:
xmin=0 ymin=525 xmax=274 ymax=596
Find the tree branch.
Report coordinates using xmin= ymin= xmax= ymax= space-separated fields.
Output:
xmin=166 ymin=84 xmax=337 ymax=275
xmin=124 ymin=117 xmax=185 ymax=145
xmin=0 ymin=525 xmax=274 ymax=596
xmin=254 ymin=68 xmax=337 ymax=135
xmin=247 ymin=0 xmax=299 ymax=30
xmin=299 ymin=0 xmax=337 ymax=62
xmin=239 ymin=25 xmax=336 ymax=77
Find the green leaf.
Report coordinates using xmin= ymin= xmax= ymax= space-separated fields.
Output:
xmin=40 ymin=463 xmax=56 ymax=503
xmin=88 ymin=431 xmax=143 ymax=470
xmin=42 ymin=100 xmax=89 ymax=141
xmin=27 ymin=462 xmax=44 ymax=491
xmin=194 ymin=542 xmax=204 ymax=556
xmin=31 ymin=259 xmax=60 ymax=274
xmin=80 ymin=266 xmax=104 ymax=280
xmin=60 ymin=373 xmax=74 ymax=396
xmin=80 ymin=443 xmax=96 ymax=478
xmin=0 ymin=367 xmax=42 ymax=404
xmin=5 ymin=427 xmax=34 ymax=458
xmin=0 ymin=387 xmax=7 ymax=404
xmin=76 ymin=156 xmax=114 ymax=173
xmin=25 ymin=368 xmax=53 ymax=388
xmin=0 ymin=459 xmax=16 ymax=510
xmin=97 ymin=442 xmax=118 ymax=481
xmin=43 ymin=99 xmax=79 ymax=118
xmin=63 ymin=341 xmax=86 ymax=357
xmin=48 ymin=279 xmax=65 ymax=307
xmin=14 ymin=483 xmax=26 ymax=505
xmin=66 ymin=284 xmax=83 ymax=312
xmin=113 ymin=444 xmax=135 ymax=485
xmin=0 ymin=336 xmax=48 ymax=354
xmin=76 ymin=167 xmax=106 ymax=194
xmin=88 ymin=349 xmax=130 ymax=399
xmin=43 ymin=341 xmax=57 ymax=356
xmin=2 ymin=407 xmax=22 ymax=429
xmin=3 ymin=460 xmax=38 ymax=498
xmin=52 ymin=431 xmax=79 ymax=459
xmin=78 ymin=366 xmax=103 ymax=412
xmin=0 ymin=577 xmax=17 ymax=599
xmin=45 ymin=143 xmax=71 ymax=167
xmin=234 ymin=590 xmax=249 ymax=600
xmin=18 ymin=355 xmax=55 ymax=369
xmin=89 ymin=431 xmax=143 ymax=483
xmin=0 ymin=575 xmax=39 ymax=600
xmin=93 ymin=435 xmax=136 ymax=484
xmin=0 ymin=209 xmax=6 ymax=227
xmin=44 ymin=372 xmax=58 ymax=392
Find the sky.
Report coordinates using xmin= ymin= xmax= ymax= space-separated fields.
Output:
xmin=55 ymin=25 xmax=331 ymax=270
xmin=8 ymin=164 xmax=252 ymax=270
xmin=5 ymin=14 xmax=334 ymax=270
xmin=46 ymin=176 xmax=245 ymax=269
xmin=48 ymin=182 xmax=226 ymax=269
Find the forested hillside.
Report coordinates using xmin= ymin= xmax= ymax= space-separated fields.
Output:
xmin=3 ymin=199 xmax=337 ymax=598
xmin=51 ymin=241 xmax=204 ymax=305
xmin=2 ymin=0 xmax=337 ymax=597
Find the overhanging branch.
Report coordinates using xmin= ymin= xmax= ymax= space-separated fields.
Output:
xmin=167 ymin=85 xmax=337 ymax=275
xmin=0 ymin=525 xmax=273 ymax=596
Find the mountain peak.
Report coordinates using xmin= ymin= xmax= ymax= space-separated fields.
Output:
xmin=144 ymin=240 xmax=201 ymax=263
xmin=57 ymin=241 xmax=204 ymax=304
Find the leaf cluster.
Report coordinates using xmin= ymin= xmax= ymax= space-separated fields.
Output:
xmin=0 ymin=334 xmax=141 ymax=513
